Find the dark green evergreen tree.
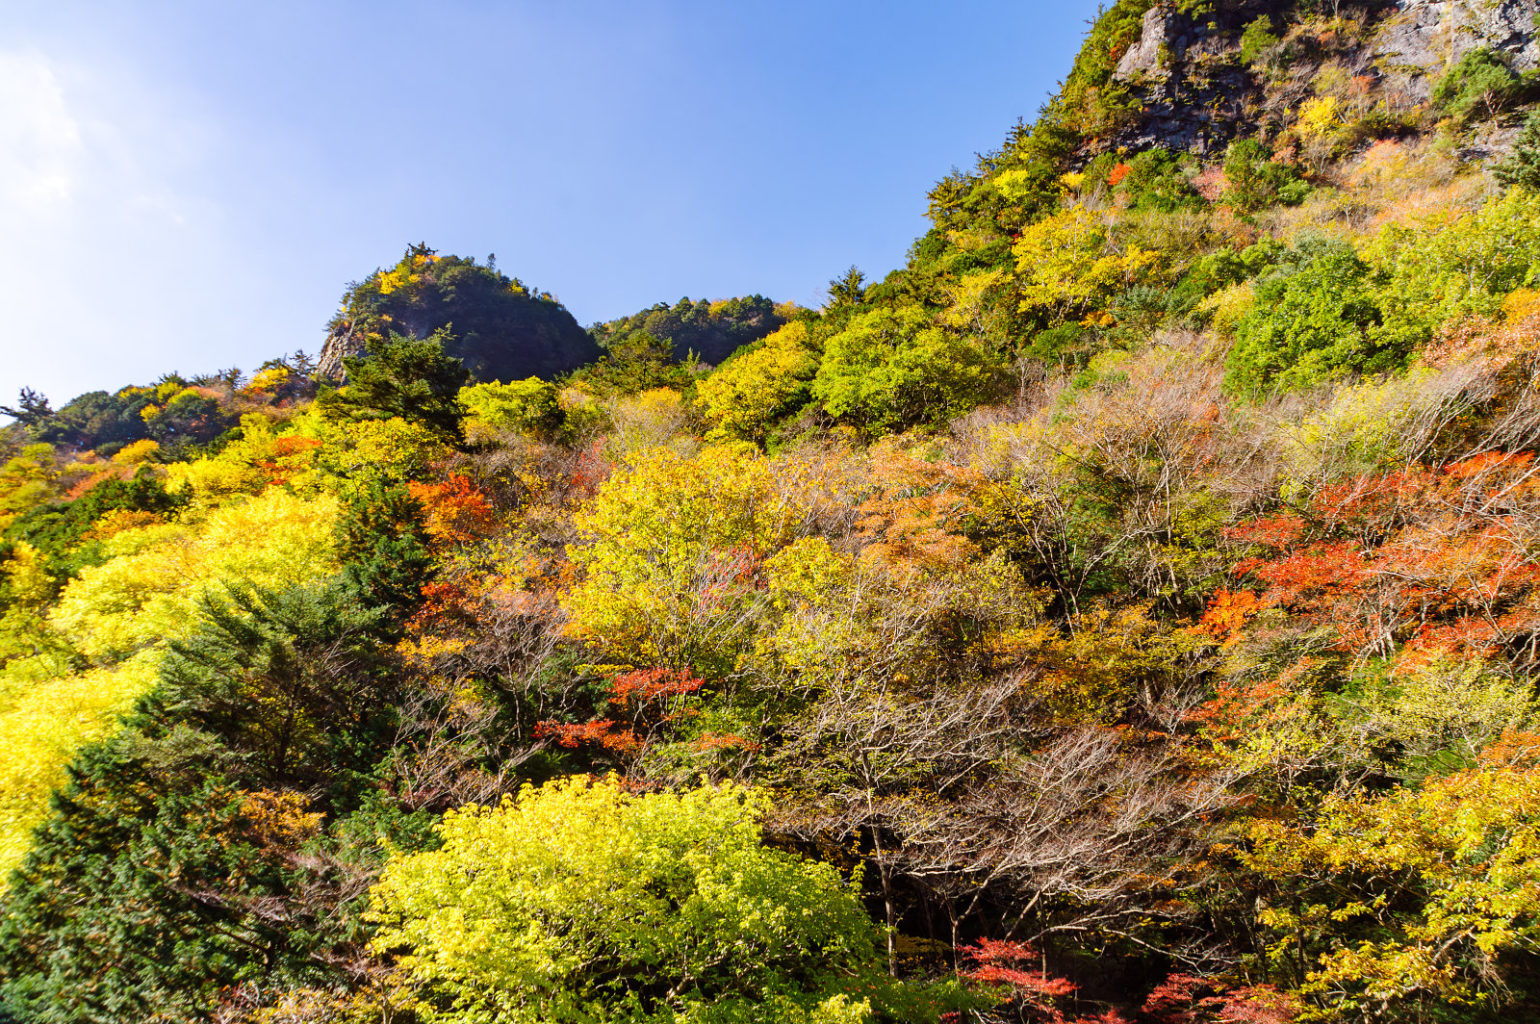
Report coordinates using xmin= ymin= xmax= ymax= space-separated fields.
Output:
xmin=0 ymin=582 xmax=426 ymax=1024
xmin=825 ymin=266 xmax=867 ymax=309
xmin=316 ymin=328 xmax=469 ymax=443
xmin=1496 ymin=110 xmax=1540 ymax=191
xmin=333 ymin=476 xmax=435 ymax=611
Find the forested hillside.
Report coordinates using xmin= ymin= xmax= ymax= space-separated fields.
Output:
xmin=5 ymin=1 xmax=1540 ymax=1021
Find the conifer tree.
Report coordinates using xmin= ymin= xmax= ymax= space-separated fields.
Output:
xmin=316 ymin=328 xmax=469 ymax=443
xmin=1496 ymin=110 xmax=1540 ymax=191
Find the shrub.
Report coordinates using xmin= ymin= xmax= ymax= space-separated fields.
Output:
xmin=1369 ymin=188 xmax=1540 ymax=353
xmin=1120 ymin=147 xmax=1202 ymax=212
xmin=563 ymin=445 xmax=789 ymax=668
xmin=1226 ymin=238 xmax=1390 ymax=396
xmin=1022 ymin=322 xmax=1101 ymax=369
xmin=368 ymin=777 xmax=908 ymax=1024
xmin=1495 ymin=110 xmax=1540 ymax=191
xmin=1221 ymin=140 xmax=1306 ymax=214
xmin=1431 ymin=48 xmax=1527 ymax=124
xmin=1012 ymin=207 xmax=1162 ymax=320
xmin=1273 ymin=367 xmax=1471 ymax=495
xmin=696 ymin=322 xmax=819 ymax=442
xmin=811 ymin=306 xmax=1000 ymax=431
xmin=1196 ymin=281 xmax=1256 ymax=338
xmin=461 ymin=378 xmax=564 ymax=439
xmin=1239 ymin=15 xmax=1280 ymax=68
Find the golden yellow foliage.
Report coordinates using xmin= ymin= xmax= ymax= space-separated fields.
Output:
xmin=0 ymin=488 xmax=340 ymax=872
xmin=0 ymin=653 xmax=159 ymax=872
xmin=111 ymin=439 xmax=161 ymax=465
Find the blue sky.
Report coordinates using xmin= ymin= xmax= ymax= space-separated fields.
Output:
xmin=1 ymin=0 xmax=1102 ymax=405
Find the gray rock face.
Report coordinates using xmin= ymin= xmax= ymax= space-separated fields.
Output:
xmin=1109 ymin=2 xmax=1273 ymax=154
xmin=1116 ymin=6 xmax=1184 ymax=82
xmin=1375 ymin=0 xmax=1538 ymax=96
xmin=1104 ymin=0 xmax=1538 ymax=156
xmin=316 ymin=329 xmax=364 ymax=382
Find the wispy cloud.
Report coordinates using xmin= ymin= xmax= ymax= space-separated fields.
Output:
xmin=0 ymin=49 xmax=236 ymax=404
xmin=0 ymin=52 xmax=82 ymax=210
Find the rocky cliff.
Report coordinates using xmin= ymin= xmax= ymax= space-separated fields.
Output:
xmin=1105 ymin=0 xmax=1537 ymax=155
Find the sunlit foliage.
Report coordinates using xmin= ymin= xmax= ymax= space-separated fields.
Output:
xmin=368 ymin=777 xmax=913 ymax=1024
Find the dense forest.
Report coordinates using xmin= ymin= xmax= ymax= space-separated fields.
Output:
xmin=4 ymin=1 xmax=1540 ymax=1021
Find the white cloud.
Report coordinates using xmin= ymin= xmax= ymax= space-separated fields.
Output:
xmin=0 ymin=52 xmax=82 ymax=209
xmin=0 ymin=49 xmax=245 ymax=404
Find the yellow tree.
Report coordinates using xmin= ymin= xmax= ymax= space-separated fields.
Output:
xmin=563 ymin=445 xmax=795 ymax=671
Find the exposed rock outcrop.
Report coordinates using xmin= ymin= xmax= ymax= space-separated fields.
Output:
xmin=1105 ymin=0 xmax=1537 ymax=156
xmin=316 ymin=325 xmax=363 ymax=382
xmin=1376 ymin=0 xmax=1539 ymax=96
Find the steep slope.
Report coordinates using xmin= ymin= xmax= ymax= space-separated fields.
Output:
xmin=8 ymin=3 xmax=1540 ymax=1023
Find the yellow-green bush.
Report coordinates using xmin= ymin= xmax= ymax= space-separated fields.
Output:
xmin=697 ymin=322 xmax=819 ymax=443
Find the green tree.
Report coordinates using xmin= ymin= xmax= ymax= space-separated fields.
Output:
xmin=1495 ymin=112 xmax=1540 ymax=190
xmin=1226 ymin=239 xmax=1389 ymax=396
xmin=575 ymin=330 xmax=690 ymax=396
xmin=0 ymin=743 xmax=307 ymax=1024
xmin=368 ymin=776 xmax=933 ymax=1024
xmin=589 ymin=295 xmax=791 ymax=365
xmin=1120 ymin=147 xmax=1201 ymax=212
xmin=811 ymin=305 xmax=1000 ymax=431
xmin=826 ymin=266 xmax=868 ymax=309
xmin=317 ymin=328 xmax=470 ymax=443
xmin=334 ymin=476 xmax=434 ymax=611
xmin=0 ymin=389 xmax=53 ymax=431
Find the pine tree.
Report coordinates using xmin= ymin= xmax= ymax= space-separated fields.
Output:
xmin=1495 ymin=110 xmax=1540 ymax=191
xmin=316 ymin=328 xmax=469 ymax=443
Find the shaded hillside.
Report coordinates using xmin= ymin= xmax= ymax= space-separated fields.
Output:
xmin=588 ymin=294 xmax=798 ymax=365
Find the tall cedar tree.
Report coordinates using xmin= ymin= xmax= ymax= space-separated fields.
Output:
xmin=316 ymin=329 xmax=469 ymax=444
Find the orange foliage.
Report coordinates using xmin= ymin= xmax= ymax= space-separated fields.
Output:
xmin=1478 ymin=729 xmax=1540 ymax=768
xmin=535 ymin=667 xmax=710 ymax=762
xmin=407 ymin=474 xmax=496 ymax=546
xmin=65 ymin=464 xmax=133 ymax=499
xmin=233 ymin=789 xmax=324 ymax=856
xmin=1221 ymin=452 xmax=1540 ymax=663
xmin=608 ymin=667 xmax=704 ymax=708
xmin=1189 ymin=665 xmax=1313 ymax=743
xmin=855 ymin=443 xmax=984 ymax=572
xmin=691 ymin=732 xmax=759 ymax=752
xmin=950 ymin=940 xmax=1132 ymax=1024
xmin=1140 ymin=973 xmax=1297 ymax=1024
xmin=569 ymin=438 xmax=610 ymax=498
xmin=1194 ymin=588 xmax=1261 ymax=642
xmin=408 ymin=581 xmax=475 ymax=632
xmin=256 ymin=435 xmax=321 ymax=486
xmin=534 ymin=719 xmax=642 ymax=754
xmin=81 ymin=509 xmax=163 ymax=542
